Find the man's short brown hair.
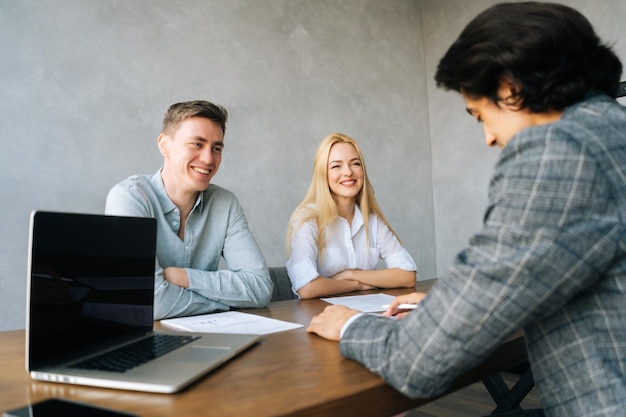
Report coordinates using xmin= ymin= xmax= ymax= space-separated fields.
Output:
xmin=162 ymin=100 xmax=228 ymax=136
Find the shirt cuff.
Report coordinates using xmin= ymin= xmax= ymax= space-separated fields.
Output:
xmin=286 ymin=260 xmax=319 ymax=292
xmin=340 ymin=312 xmax=363 ymax=339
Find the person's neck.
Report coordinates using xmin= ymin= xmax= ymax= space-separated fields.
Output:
xmin=336 ymin=198 xmax=356 ymax=226
xmin=160 ymin=170 xmax=198 ymax=218
xmin=532 ymin=109 xmax=563 ymax=126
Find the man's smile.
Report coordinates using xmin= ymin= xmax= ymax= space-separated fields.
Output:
xmin=192 ymin=167 xmax=211 ymax=175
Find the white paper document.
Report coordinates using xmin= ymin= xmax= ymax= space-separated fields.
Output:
xmin=321 ymin=293 xmax=395 ymax=312
xmin=160 ymin=311 xmax=303 ymax=335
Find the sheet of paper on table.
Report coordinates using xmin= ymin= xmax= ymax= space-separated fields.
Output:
xmin=321 ymin=293 xmax=395 ymax=312
xmin=161 ymin=311 xmax=303 ymax=335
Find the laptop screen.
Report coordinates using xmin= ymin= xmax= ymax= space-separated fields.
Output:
xmin=27 ymin=212 xmax=157 ymax=369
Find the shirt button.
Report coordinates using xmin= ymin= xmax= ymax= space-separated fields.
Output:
xmin=173 ymin=221 xmax=178 ymax=227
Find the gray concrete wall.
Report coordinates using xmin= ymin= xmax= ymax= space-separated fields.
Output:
xmin=0 ymin=0 xmax=434 ymax=330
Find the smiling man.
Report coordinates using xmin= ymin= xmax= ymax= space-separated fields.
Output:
xmin=307 ymin=3 xmax=625 ymax=417
xmin=106 ymin=100 xmax=272 ymax=320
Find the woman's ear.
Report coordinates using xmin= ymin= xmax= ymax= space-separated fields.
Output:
xmin=157 ymin=133 xmax=169 ymax=157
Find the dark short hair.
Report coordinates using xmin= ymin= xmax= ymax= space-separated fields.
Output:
xmin=162 ymin=100 xmax=228 ymax=135
xmin=434 ymin=2 xmax=622 ymax=112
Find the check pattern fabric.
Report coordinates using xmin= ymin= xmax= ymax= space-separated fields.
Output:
xmin=340 ymin=94 xmax=626 ymax=417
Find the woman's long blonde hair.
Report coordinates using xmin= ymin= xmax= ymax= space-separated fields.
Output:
xmin=286 ymin=133 xmax=400 ymax=256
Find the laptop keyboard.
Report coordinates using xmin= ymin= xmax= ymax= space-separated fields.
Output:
xmin=70 ymin=334 xmax=200 ymax=373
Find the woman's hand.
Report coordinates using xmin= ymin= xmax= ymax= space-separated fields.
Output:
xmin=382 ymin=292 xmax=427 ymax=318
xmin=332 ymin=269 xmax=356 ymax=281
xmin=332 ymin=269 xmax=375 ymax=290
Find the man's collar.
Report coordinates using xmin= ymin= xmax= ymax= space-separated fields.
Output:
xmin=150 ymin=169 xmax=206 ymax=214
xmin=150 ymin=170 xmax=177 ymax=214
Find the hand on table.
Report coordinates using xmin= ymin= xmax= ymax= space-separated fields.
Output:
xmin=308 ymin=291 xmax=427 ymax=341
xmin=382 ymin=292 xmax=427 ymax=318
xmin=307 ymin=305 xmax=360 ymax=341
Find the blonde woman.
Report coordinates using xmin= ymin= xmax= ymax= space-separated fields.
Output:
xmin=286 ymin=133 xmax=416 ymax=299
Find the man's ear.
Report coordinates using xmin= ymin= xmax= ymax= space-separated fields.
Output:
xmin=157 ymin=133 xmax=169 ymax=157
xmin=498 ymin=76 xmax=523 ymax=108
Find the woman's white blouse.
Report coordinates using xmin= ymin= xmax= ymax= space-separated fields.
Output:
xmin=286 ymin=205 xmax=417 ymax=293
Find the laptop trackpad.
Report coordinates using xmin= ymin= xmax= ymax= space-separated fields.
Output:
xmin=172 ymin=346 xmax=231 ymax=363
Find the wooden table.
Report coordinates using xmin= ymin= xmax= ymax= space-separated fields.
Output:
xmin=0 ymin=279 xmax=528 ymax=416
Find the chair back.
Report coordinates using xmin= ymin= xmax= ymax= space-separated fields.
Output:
xmin=269 ymin=267 xmax=296 ymax=301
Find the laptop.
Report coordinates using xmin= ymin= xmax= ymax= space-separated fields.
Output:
xmin=25 ymin=210 xmax=259 ymax=393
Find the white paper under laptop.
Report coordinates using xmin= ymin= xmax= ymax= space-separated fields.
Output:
xmin=25 ymin=211 xmax=259 ymax=394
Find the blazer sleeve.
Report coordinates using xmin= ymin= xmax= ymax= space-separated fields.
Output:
xmin=339 ymin=125 xmax=623 ymax=398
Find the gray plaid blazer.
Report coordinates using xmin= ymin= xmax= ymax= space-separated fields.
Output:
xmin=340 ymin=94 xmax=626 ymax=417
